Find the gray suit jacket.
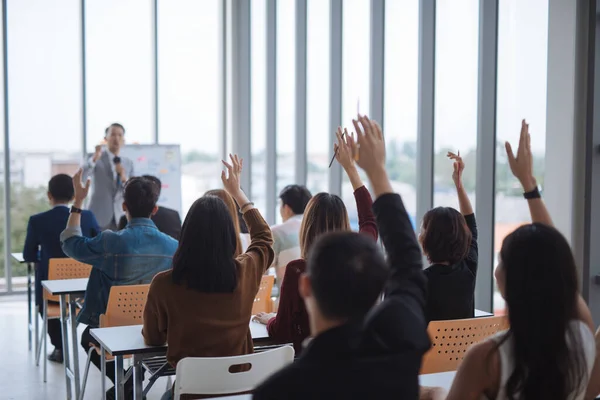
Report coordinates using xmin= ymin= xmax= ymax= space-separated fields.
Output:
xmin=82 ymin=151 xmax=134 ymax=229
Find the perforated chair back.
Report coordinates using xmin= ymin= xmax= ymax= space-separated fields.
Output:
xmin=421 ymin=316 xmax=508 ymax=374
xmin=174 ymin=346 xmax=295 ymax=399
xmin=252 ymin=275 xmax=274 ymax=314
xmin=99 ymin=284 xmax=150 ymax=328
xmin=45 ymin=258 xmax=92 ymax=302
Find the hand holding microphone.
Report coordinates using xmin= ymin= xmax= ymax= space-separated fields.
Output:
xmin=113 ymin=156 xmax=125 ymax=186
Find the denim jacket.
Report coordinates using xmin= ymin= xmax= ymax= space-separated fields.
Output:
xmin=60 ymin=218 xmax=178 ymax=327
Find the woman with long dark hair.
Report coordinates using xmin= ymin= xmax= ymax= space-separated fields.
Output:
xmin=254 ymin=126 xmax=378 ymax=353
xmin=439 ymin=121 xmax=597 ymax=400
xmin=142 ymin=154 xmax=274 ymax=369
xmin=204 ymin=188 xmax=246 ymax=256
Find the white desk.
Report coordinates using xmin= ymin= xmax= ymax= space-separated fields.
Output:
xmin=11 ymin=252 xmax=34 ymax=351
xmin=419 ymin=371 xmax=457 ymax=391
xmin=42 ymin=278 xmax=88 ymax=400
xmin=475 ymin=309 xmax=494 ymax=317
xmin=91 ymin=320 xmax=271 ymax=400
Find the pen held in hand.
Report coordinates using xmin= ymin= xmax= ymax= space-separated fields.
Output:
xmin=328 ymin=131 xmax=346 ymax=168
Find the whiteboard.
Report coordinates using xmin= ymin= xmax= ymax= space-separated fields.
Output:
xmin=119 ymin=144 xmax=182 ymax=214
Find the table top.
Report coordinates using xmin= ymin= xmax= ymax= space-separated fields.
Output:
xmin=419 ymin=371 xmax=456 ymax=391
xmin=10 ymin=252 xmax=25 ymax=263
xmin=91 ymin=320 xmax=270 ymax=356
xmin=41 ymin=278 xmax=88 ymax=295
xmin=475 ymin=309 xmax=494 ymax=317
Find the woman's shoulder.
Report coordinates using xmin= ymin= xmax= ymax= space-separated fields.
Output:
xmin=285 ymin=259 xmax=306 ymax=273
xmin=150 ymin=269 xmax=173 ymax=288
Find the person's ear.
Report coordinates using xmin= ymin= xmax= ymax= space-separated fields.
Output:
xmin=122 ymin=202 xmax=127 ymax=212
xmin=151 ymin=205 xmax=159 ymax=216
xmin=298 ymin=273 xmax=312 ymax=300
xmin=47 ymin=192 xmax=52 ymax=202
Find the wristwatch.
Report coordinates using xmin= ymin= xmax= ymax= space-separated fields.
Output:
xmin=70 ymin=206 xmax=83 ymax=214
xmin=523 ymin=186 xmax=541 ymax=200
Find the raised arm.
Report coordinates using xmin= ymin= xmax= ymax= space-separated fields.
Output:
xmin=222 ymin=154 xmax=274 ymax=276
xmin=352 ymin=116 xmax=425 ymax=302
xmin=334 ymin=127 xmax=378 ymax=240
xmin=448 ymin=151 xmax=477 ymax=272
xmin=81 ymin=144 xmax=103 ymax=180
xmin=505 ymin=119 xmax=552 ymax=226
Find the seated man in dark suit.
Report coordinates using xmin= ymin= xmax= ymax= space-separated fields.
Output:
xmin=253 ymin=116 xmax=429 ymax=399
xmin=118 ymin=175 xmax=181 ymax=240
xmin=23 ymin=174 xmax=100 ymax=363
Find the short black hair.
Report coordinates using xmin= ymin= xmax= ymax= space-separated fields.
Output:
xmin=48 ymin=174 xmax=74 ymax=203
xmin=306 ymin=232 xmax=389 ymax=320
xmin=105 ymin=123 xmax=126 ymax=135
xmin=421 ymin=207 xmax=471 ymax=264
xmin=142 ymin=175 xmax=162 ymax=196
xmin=279 ymin=185 xmax=312 ymax=215
xmin=123 ymin=177 xmax=159 ymax=218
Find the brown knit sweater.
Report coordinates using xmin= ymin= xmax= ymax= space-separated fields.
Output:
xmin=142 ymin=208 xmax=274 ymax=367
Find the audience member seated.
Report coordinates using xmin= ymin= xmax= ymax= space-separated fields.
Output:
xmin=118 ymin=175 xmax=182 ymax=240
xmin=420 ymin=152 xmax=478 ymax=321
xmin=142 ymin=155 xmax=274 ymax=400
xmin=253 ymin=115 xmax=430 ymax=399
xmin=61 ymin=172 xmax=178 ymax=399
xmin=254 ymin=126 xmax=378 ymax=353
xmin=433 ymin=120 xmax=598 ymax=400
xmin=205 ymin=188 xmax=249 ymax=254
xmin=271 ymin=184 xmax=312 ymax=290
xmin=23 ymin=173 xmax=100 ymax=364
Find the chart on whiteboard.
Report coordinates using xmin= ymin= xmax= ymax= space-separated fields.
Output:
xmin=120 ymin=144 xmax=182 ymax=214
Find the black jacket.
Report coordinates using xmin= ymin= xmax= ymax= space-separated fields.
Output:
xmin=424 ymin=213 xmax=478 ymax=321
xmin=253 ymin=193 xmax=430 ymax=400
xmin=118 ymin=206 xmax=181 ymax=240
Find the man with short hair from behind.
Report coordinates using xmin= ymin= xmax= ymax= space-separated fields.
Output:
xmin=253 ymin=116 xmax=430 ymax=399
xmin=61 ymin=171 xmax=178 ymax=399
xmin=23 ymin=174 xmax=100 ymax=363
xmin=118 ymin=175 xmax=182 ymax=240
xmin=271 ymin=185 xmax=312 ymax=288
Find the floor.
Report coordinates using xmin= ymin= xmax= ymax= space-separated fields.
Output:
xmin=0 ymin=294 xmax=170 ymax=400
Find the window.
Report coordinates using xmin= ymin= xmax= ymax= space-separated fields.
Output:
xmin=251 ymin=0 xmax=268 ymax=217
xmin=158 ymin=0 xmax=221 ymax=216
xmin=433 ymin=0 xmax=479 ymax=211
xmin=0 ymin=2 xmax=4 ymax=286
xmin=494 ymin=0 xmax=548 ymax=313
xmin=341 ymin=0 xmax=370 ymax=230
xmin=275 ymin=0 xmax=296 ymax=223
xmin=86 ymin=0 xmax=154 ymax=150
xmin=8 ymin=0 xmax=82 ymax=281
xmin=384 ymin=0 xmax=419 ymax=229
xmin=305 ymin=0 xmax=330 ymax=197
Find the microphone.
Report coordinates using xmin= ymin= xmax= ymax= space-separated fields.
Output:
xmin=113 ymin=156 xmax=122 ymax=186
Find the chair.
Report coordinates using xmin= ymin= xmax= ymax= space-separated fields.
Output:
xmin=174 ymin=346 xmax=295 ymax=399
xmin=421 ymin=316 xmax=508 ymax=374
xmin=252 ymin=276 xmax=275 ymax=314
xmin=36 ymin=258 xmax=91 ymax=382
xmin=80 ymin=284 xmax=149 ymax=400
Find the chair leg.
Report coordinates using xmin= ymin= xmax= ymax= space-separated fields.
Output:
xmin=78 ymin=347 xmax=95 ymax=400
xmin=43 ymin=302 xmax=48 ymax=383
xmin=34 ymin=305 xmax=39 ymax=360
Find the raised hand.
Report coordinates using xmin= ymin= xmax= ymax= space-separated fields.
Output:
xmin=447 ymin=151 xmax=464 ymax=189
xmin=334 ymin=127 xmax=356 ymax=171
xmin=93 ymin=143 xmax=103 ymax=162
xmin=73 ymin=168 xmax=91 ymax=206
xmin=221 ymin=154 xmax=243 ymax=195
xmin=351 ymin=115 xmax=386 ymax=176
xmin=505 ymin=119 xmax=536 ymax=191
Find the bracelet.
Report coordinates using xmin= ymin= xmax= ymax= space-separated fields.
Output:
xmin=239 ymin=202 xmax=255 ymax=213
xmin=523 ymin=186 xmax=541 ymax=200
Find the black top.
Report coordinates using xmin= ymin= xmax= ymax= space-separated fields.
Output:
xmin=253 ymin=193 xmax=430 ymax=400
xmin=118 ymin=206 xmax=182 ymax=240
xmin=424 ymin=213 xmax=478 ymax=322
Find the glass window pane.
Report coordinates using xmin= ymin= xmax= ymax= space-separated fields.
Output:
xmin=494 ymin=0 xmax=548 ymax=313
xmin=275 ymin=0 xmax=296 ymax=224
xmin=384 ymin=0 xmax=419 ymax=229
xmin=251 ymin=0 xmax=268 ymax=217
xmin=86 ymin=0 xmax=154 ymax=150
xmin=341 ymin=0 xmax=370 ymax=230
xmin=158 ymin=0 xmax=221 ymax=217
xmin=433 ymin=0 xmax=479 ymax=210
xmin=0 ymin=3 xmax=4 ymax=289
xmin=306 ymin=0 xmax=329 ymax=196
xmin=8 ymin=0 xmax=82 ymax=281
